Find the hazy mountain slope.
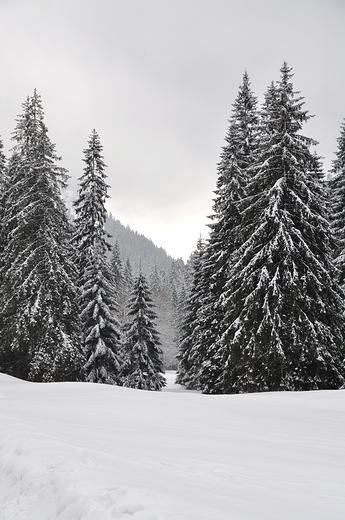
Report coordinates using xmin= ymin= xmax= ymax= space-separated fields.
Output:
xmin=105 ymin=213 xmax=185 ymax=369
xmin=105 ymin=213 xmax=175 ymax=276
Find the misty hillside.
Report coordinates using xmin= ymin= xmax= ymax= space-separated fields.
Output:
xmin=105 ymin=213 xmax=177 ymax=276
xmin=105 ymin=213 xmax=189 ymax=370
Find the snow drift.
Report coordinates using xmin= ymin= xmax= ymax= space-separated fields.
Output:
xmin=0 ymin=372 xmax=344 ymax=519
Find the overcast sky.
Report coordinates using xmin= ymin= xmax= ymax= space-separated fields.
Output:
xmin=1 ymin=0 xmax=345 ymax=260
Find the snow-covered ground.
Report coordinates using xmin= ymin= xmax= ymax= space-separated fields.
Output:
xmin=0 ymin=371 xmax=344 ymax=520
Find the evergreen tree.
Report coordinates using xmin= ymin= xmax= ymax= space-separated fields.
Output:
xmin=74 ymin=130 xmax=122 ymax=384
xmin=175 ymin=238 xmax=206 ymax=389
xmin=0 ymin=136 xmax=7 ymax=354
xmin=329 ymin=119 xmax=345 ymax=288
xmin=0 ymin=91 xmax=84 ymax=381
xmin=122 ymin=272 xmax=166 ymax=390
xmin=222 ymin=63 xmax=345 ymax=393
xmin=0 ymin=137 xmax=7 ymax=269
xmin=196 ymin=72 xmax=259 ymax=393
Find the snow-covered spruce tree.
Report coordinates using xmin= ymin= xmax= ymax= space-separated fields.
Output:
xmin=0 ymin=137 xmax=6 ymax=201
xmin=0 ymin=91 xmax=84 ymax=381
xmin=122 ymin=272 xmax=166 ymax=390
xmin=73 ymin=130 xmax=122 ymax=384
xmin=221 ymin=63 xmax=345 ymax=393
xmin=197 ymin=72 xmax=259 ymax=393
xmin=175 ymin=238 xmax=207 ymax=389
xmin=329 ymin=119 xmax=345 ymax=288
xmin=0 ymin=136 xmax=7 ymax=266
xmin=0 ymin=138 xmax=8 ymax=363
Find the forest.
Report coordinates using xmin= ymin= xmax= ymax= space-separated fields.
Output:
xmin=0 ymin=90 xmax=187 ymax=389
xmin=1 ymin=62 xmax=345 ymax=394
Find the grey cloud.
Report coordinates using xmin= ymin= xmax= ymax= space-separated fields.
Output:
xmin=0 ymin=0 xmax=344 ymax=259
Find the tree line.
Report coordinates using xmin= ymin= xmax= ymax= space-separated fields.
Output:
xmin=0 ymin=91 xmax=166 ymax=390
xmin=176 ymin=62 xmax=345 ymax=393
xmin=105 ymin=213 xmax=189 ymax=370
xmin=2 ymin=62 xmax=344 ymax=395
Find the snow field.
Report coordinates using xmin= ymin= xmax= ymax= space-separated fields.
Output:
xmin=0 ymin=372 xmax=345 ymax=519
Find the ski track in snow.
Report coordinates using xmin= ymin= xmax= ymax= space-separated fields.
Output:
xmin=0 ymin=371 xmax=345 ymax=519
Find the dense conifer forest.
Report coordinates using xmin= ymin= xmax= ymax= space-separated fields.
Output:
xmin=1 ymin=62 xmax=345 ymax=392
xmin=177 ymin=63 xmax=345 ymax=393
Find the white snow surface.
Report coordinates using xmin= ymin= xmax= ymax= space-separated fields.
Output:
xmin=1 ymin=371 xmax=345 ymax=520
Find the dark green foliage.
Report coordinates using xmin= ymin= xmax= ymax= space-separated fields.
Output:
xmin=176 ymin=238 xmax=206 ymax=389
xmin=0 ymin=71 xmax=343 ymax=392
xmin=177 ymin=73 xmax=259 ymax=393
xmin=122 ymin=273 xmax=166 ymax=390
xmin=196 ymin=72 xmax=259 ymax=393
xmin=74 ymin=130 xmax=112 ymax=273
xmin=177 ymin=64 xmax=345 ymax=394
xmin=222 ymin=63 xmax=345 ymax=392
xmin=81 ymin=248 xmax=122 ymax=384
xmin=0 ymin=136 xmax=7 ymax=272
xmin=74 ymin=130 xmax=122 ymax=384
xmin=0 ymin=137 xmax=7 ymax=367
xmin=329 ymin=119 xmax=345 ymax=288
xmin=0 ymin=92 xmax=84 ymax=381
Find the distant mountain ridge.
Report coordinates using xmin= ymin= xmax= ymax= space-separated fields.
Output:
xmin=105 ymin=213 xmax=184 ymax=369
xmin=105 ymin=213 xmax=177 ymax=276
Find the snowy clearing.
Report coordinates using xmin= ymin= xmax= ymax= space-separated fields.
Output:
xmin=0 ymin=371 xmax=344 ymax=519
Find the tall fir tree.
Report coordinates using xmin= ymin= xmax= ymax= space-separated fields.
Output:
xmin=122 ymin=272 xmax=166 ymax=390
xmin=0 ymin=91 xmax=84 ymax=381
xmin=0 ymin=136 xmax=7 ymax=360
xmin=73 ymin=130 xmax=122 ymax=384
xmin=221 ymin=63 xmax=345 ymax=393
xmin=0 ymin=136 xmax=7 ymax=271
xmin=197 ymin=72 xmax=259 ymax=393
xmin=175 ymin=238 xmax=207 ymax=389
xmin=329 ymin=119 xmax=345 ymax=288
